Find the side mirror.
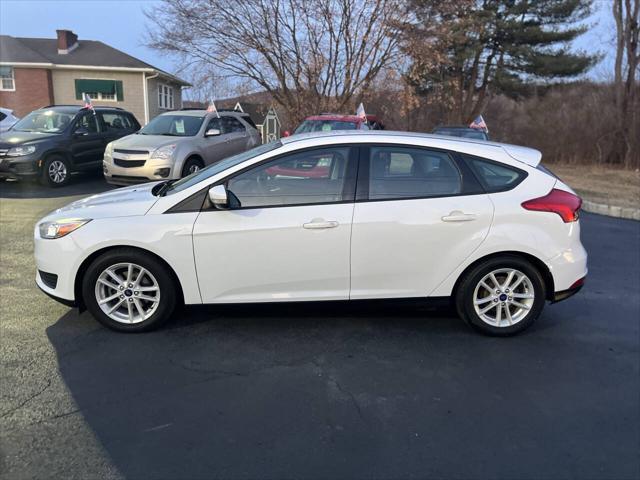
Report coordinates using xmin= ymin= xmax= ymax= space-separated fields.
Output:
xmin=282 ymin=130 xmax=291 ymax=137
xmin=208 ymin=184 xmax=228 ymax=209
xmin=74 ymin=126 xmax=89 ymax=136
xmin=205 ymin=128 xmax=221 ymax=137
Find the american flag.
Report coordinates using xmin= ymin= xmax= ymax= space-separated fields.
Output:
xmin=207 ymin=99 xmax=220 ymax=118
xmin=82 ymin=93 xmax=94 ymax=110
xmin=356 ymin=102 xmax=367 ymax=120
xmin=469 ymin=115 xmax=488 ymax=133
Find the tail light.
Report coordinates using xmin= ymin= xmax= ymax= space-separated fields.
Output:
xmin=521 ymin=188 xmax=582 ymax=223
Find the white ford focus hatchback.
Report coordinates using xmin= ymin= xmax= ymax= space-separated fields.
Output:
xmin=34 ymin=131 xmax=587 ymax=335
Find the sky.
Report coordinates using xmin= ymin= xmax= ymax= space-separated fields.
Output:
xmin=0 ymin=0 xmax=617 ymax=91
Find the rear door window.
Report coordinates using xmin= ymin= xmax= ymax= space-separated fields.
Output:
xmin=100 ymin=112 xmax=134 ymax=131
xmin=366 ymin=146 xmax=462 ymax=200
xmin=222 ymin=117 xmax=246 ymax=133
xmin=76 ymin=112 xmax=99 ymax=133
xmin=463 ymin=155 xmax=527 ymax=192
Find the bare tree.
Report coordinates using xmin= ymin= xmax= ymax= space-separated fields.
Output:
xmin=613 ymin=0 xmax=639 ymax=167
xmin=146 ymin=0 xmax=401 ymax=125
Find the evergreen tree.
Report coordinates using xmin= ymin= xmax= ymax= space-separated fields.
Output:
xmin=402 ymin=0 xmax=598 ymax=123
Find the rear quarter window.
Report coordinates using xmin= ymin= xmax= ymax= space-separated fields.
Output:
xmin=463 ymin=154 xmax=527 ymax=192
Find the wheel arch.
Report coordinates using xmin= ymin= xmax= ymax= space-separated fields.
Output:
xmin=74 ymin=245 xmax=185 ymax=310
xmin=452 ymin=251 xmax=555 ymax=302
xmin=41 ymin=149 xmax=73 ymax=170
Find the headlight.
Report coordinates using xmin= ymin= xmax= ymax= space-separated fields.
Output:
xmin=39 ymin=219 xmax=91 ymax=239
xmin=150 ymin=144 xmax=176 ymax=161
xmin=7 ymin=145 xmax=36 ymax=157
xmin=105 ymin=142 xmax=114 ymax=156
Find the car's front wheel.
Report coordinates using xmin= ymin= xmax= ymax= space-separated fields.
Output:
xmin=41 ymin=155 xmax=71 ymax=187
xmin=455 ymin=255 xmax=546 ymax=336
xmin=181 ymin=157 xmax=204 ymax=177
xmin=82 ymin=248 xmax=177 ymax=332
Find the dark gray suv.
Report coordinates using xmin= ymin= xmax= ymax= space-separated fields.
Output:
xmin=0 ymin=105 xmax=140 ymax=187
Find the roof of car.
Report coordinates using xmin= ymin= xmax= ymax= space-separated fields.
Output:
xmin=160 ymin=109 xmax=245 ymax=117
xmin=303 ymin=114 xmax=363 ymax=122
xmin=433 ymin=125 xmax=482 ymax=131
xmin=34 ymin=105 xmax=131 ymax=114
xmin=280 ymin=130 xmax=541 ymax=167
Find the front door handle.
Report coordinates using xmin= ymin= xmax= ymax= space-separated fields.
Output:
xmin=303 ymin=219 xmax=339 ymax=229
xmin=441 ymin=211 xmax=477 ymax=222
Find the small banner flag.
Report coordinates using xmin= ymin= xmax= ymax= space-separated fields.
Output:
xmin=82 ymin=93 xmax=94 ymax=111
xmin=356 ymin=102 xmax=367 ymax=120
xmin=469 ymin=115 xmax=488 ymax=133
xmin=207 ymin=99 xmax=220 ymax=118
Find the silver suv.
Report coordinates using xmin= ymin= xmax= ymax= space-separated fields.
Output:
xmin=103 ymin=110 xmax=262 ymax=185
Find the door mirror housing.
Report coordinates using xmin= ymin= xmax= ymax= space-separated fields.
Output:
xmin=208 ymin=184 xmax=228 ymax=209
xmin=205 ymin=128 xmax=221 ymax=137
xmin=74 ymin=126 xmax=89 ymax=136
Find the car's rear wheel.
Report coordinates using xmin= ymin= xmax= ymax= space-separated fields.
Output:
xmin=40 ymin=155 xmax=71 ymax=187
xmin=82 ymin=248 xmax=177 ymax=332
xmin=455 ymin=255 xmax=546 ymax=336
xmin=181 ymin=157 xmax=204 ymax=177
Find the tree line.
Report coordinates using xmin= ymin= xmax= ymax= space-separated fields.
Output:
xmin=146 ymin=0 xmax=639 ymax=168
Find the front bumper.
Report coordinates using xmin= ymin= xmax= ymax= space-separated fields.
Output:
xmin=34 ymin=229 xmax=80 ymax=303
xmin=36 ymin=275 xmax=77 ymax=307
xmin=103 ymin=155 xmax=174 ymax=185
xmin=0 ymin=154 xmax=40 ymax=178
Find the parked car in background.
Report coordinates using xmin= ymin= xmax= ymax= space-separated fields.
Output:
xmin=35 ymin=131 xmax=586 ymax=335
xmin=0 ymin=105 xmax=140 ymax=186
xmin=103 ymin=110 xmax=261 ymax=186
xmin=0 ymin=107 xmax=19 ymax=133
xmin=432 ymin=125 xmax=489 ymax=141
xmin=290 ymin=113 xmax=385 ymax=135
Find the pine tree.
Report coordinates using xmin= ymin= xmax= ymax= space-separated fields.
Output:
xmin=402 ymin=0 xmax=598 ymax=123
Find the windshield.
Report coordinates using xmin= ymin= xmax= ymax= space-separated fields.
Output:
xmin=164 ymin=140 xmax=284 ymax=195
xmin=434 ymin=128 xmax=487 ymax=140
xmin=294 ymin=119 xmax=359 ymax=134
xmin=11 ymin=110 xmax=75 ymax=133
xmin=139 ymin=114 xmax=204 ymax=136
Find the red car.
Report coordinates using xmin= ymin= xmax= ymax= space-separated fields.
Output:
xmin=270 ymin=113 xmax=385 ymax=178
xmin=290 ymin=113 xmax=385 ymax=135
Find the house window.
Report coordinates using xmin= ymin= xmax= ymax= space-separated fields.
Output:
xmin=0 ymin=66 xmax=15 ymax=91
xmin=74 ymin=79 xmax=123 ymax=101
xmin=158 ymin=84 xmax=174 ymax=110
xmin=85 ymin=91 xmax=117 ymax=102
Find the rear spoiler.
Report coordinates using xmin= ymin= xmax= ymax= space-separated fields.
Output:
xmin=501 ymin=144 xmax=542 ymax=168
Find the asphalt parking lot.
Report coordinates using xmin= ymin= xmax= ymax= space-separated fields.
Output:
xmin=1 ymin=177 xmax=638 ymax=480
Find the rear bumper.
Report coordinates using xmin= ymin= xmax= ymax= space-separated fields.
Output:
xmin=552 ymin=278 xmax=585 ymax=303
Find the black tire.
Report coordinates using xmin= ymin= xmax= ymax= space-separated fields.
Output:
xmin=181 ymin=157 xmax=204 ymax=177
xmin=82 ymin=248 xmax=178 ymax=332
xmin=455 ymin=255 xmax=546 ymax=336
xmin=40 ymin=155 xmax=71 ymax=187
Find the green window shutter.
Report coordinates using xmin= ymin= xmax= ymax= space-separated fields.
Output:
xmin=115 ymin=80 xmax=124 ymax=101
xmin=74 ymin=79 xmax=83 ymax=100
xmin=74 ymin=79 xmax=122 ymax=99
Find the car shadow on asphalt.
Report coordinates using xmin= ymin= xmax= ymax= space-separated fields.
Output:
xmin=44 ymin=302 xmax=469 ymax=477
xmin=0 ymin=172 xmax=114 ymax=199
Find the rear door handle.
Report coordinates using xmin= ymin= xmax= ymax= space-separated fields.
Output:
xmin=303 ymin=219 xmax=339 ymax=229
xmin=441 ymin=211 xmax=477 ymax=222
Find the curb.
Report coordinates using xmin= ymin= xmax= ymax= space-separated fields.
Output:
xmin=581 ymin=200 xmax=640 ymax=221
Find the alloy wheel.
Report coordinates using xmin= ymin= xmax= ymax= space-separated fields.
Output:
xmin=94 ymin=262 xmax=161 ymax=324
xmin=188 ymin=164 xmax=201 ymax=174
xmin=472 ymin=268 xmax=535 ymax=327
xmin=48 ymin=160 xmax=68 ymax=183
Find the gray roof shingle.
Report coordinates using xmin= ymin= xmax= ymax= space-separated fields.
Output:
xmin=0 ymin=35 xmax=189 ymax=85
